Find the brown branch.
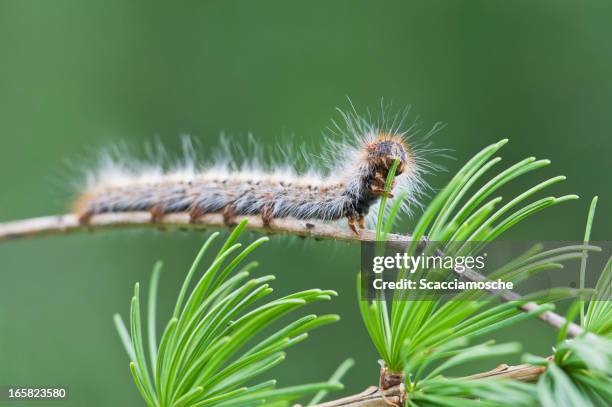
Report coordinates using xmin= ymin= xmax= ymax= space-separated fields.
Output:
xmin=462 ymin=360 xmax=549 ymax=382
xmin=299 ymin=385 xmax=403 ymax=407
xmin=0 ymin=212 xmax=586 ymax=339
xmin=0 ymin=212 xmax=369 ymax=242
xmin=304 ymin=361 xmax=549 ymax=407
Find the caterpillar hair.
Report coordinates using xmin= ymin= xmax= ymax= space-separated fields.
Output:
xmin=74 ymin=107 xmax=443 ymax=234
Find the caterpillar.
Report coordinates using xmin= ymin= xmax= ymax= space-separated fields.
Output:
xmin=74 ymin=108 xmax=441 ymax=234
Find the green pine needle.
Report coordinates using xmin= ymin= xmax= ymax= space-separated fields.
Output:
xmin=580 ymin=196 xmax=598 ymax=326
xmin=114 ymin=220 xmax=345 ymax=407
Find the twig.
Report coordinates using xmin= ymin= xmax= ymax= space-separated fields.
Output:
xmin=301 ymin=385 xmax=402 ymax=407
xmin=0 ymin=212 xmax=586 ymax=339
xmin=305 ymin=361 xmax=549 ymax=406
xmin=0 ymin=212 xmax=386 ymax=242
xmin=461 ymin=360 xmax=549 ymax=382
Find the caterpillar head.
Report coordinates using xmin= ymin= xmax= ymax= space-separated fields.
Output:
xmin=365 ymin=134 xmax=410 ymax=177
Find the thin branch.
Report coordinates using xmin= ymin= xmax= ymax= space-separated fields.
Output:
xmin=462 ymin=360 xmax=548 ymax=382
xmin=0 ymin=212 xmax=386 ymax=242
xmin=0 ymin=212 xmax=587 ymax=339
xmin=301 ymin=385 xmax=402 ymax=407
xmin=305 ymin=361 xmax=548 ymax=407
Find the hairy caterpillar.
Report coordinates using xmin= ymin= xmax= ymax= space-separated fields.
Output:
xmin=74 ymin=108 xmax=440 ymax=234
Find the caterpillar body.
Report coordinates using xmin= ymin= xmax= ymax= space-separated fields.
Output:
xmin=74 ymin=110 xmax=439 ymax=233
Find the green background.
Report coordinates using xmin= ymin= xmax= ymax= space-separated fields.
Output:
xmin=0 ymin=1 xmax=610 ymax=406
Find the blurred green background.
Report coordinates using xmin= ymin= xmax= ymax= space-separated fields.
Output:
xmin=0 ymin=1 xmax=610 ymax=406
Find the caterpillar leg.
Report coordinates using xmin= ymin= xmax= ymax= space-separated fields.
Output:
xmin=150 ymin=204 xmax=166 ymax=222
xmin=371 ymin=174 xmax=396 ymax=197
xmin=261 ymin=205 xmax=274 ymax=228
xmin=358 ymin=214 xmax=366 ymax=229
xmin=77 ymin=210 xmax=94 ymax=225
xmin=189 ymin=205 xmax=207 ymax=223
xmin=347 ymin=215 xmax=359 ymax=235
xmin=371 ymin=187 xmax=395 ymax=198
xmin=222 ymin=205 xmax=238 ymax=226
